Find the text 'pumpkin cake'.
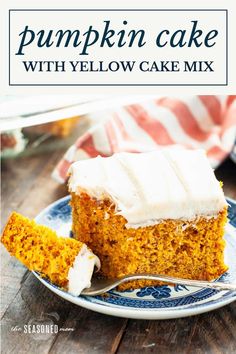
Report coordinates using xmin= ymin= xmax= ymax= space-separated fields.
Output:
xmin=68 ymin=149 xmax=228 ymax=290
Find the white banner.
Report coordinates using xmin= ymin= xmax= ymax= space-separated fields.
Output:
xmin=9 ymin=9 xmax=227 ymax=86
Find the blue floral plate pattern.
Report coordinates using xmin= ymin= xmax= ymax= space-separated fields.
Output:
xmin=34 ymin=196 xmax=236 ymax=319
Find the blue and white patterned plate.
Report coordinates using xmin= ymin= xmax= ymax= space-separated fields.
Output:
xmin=34 ymin=196 xmax=236 ymax=319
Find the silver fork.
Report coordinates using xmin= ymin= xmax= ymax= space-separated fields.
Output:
xmin=81 ymin=273 xmax=236 ymax=296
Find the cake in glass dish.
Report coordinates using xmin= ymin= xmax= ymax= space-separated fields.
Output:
xmin=68 ymin=149 xmax=228 ymax=290
xmin=27 ymin=117 xmax=80 ymax=138
xmin=0 ymin=129 xmax=27 ymax=157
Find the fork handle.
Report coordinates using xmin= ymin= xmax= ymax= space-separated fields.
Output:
xmin=120 ymin=274 xmax=236 ymax=292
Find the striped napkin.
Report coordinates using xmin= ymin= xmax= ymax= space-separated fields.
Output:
xmin=52 ymin=95 xmax=236 ymax=183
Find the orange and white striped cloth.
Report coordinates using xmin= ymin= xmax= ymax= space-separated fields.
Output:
xmin=52 ymin=95 xmax=236 ymax=183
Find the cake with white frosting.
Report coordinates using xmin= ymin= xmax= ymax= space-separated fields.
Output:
xmin=1 ymin=212 xmax=100 ymax=296
xmin=69 ymin=149 xmax=228 ymax=290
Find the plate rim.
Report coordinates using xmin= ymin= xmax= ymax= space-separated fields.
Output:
xmin=34 ymin=195 xmax=236 ymax=320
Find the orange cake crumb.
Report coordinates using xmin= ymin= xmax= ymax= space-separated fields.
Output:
xmin=1 ymin=212 xmax=84 ymax=288
xmin=71 ymin=192 xmax=228 ymax=291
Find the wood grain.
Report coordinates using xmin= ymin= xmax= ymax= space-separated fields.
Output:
xmin=117 ymin=304 xmax=236 ymax=354
xmin=1 ymin=150 xmax=67 ymax=320
xmin=1 ymin=153 xmax=236 ymax=354
xmin=48 ymin=307 xmax=128 ymax=354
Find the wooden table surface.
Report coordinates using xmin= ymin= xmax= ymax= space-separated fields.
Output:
xmin=1 ymin=149 xmax=236 ymax=354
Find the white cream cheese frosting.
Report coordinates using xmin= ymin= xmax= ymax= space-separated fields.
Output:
xmin=68 ymin=149 xmax=227 ymax=228
xmin=68 ymin=244 xmax=100 ymax=296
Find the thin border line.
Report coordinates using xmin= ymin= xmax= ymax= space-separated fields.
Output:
xmin=9 ymin=10 xmax=11 ymax=86
xmin=226 ymin=9 xmax=228 ymax=85
xmin=9 ymin=9 xmax=227 ymax=12
xmin=9 ymin=84 xmax=227 ymax=86
xmin=9 ymin=9 xmax=228 ymax=87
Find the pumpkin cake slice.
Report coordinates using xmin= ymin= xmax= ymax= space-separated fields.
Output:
xmin=68 ymin=149 xmax=228 ymax=291
xmin=1 ymin=212 xmax=100 ymax=296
